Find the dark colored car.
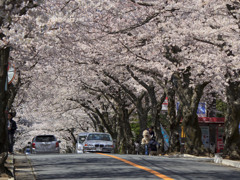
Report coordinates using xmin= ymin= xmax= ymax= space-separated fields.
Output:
xmin=30 ymin=135 xmax=60 ymax=154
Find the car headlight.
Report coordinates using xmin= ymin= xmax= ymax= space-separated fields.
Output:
xmin=105 ymin=145 xmax=114 ymax=148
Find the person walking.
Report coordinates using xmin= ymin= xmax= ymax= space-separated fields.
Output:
xmin=8 ymin=112 xmax=17 ymax=154
xmin=148 ymin=126 xmax=155 ymax=138
xmin=148 ymin=136 xmax=158 ymax=156
xmin=141 ymin=130 xmax=151 ymax=155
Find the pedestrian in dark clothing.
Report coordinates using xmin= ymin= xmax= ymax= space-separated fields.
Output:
xmin=8 ymin=112 xmax=17 ymax=154
xmin=148 ymin=126 xmax=155 ymax=138
xmin=149 ymin=136 xmax=158 ymax=156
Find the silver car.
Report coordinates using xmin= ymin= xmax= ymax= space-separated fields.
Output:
xmin=76 ymin=132 xmax=89 ymax=154
xmin=83 ymin=132 xmax=114 ymax=153
xmin=30 ymin=135 xmax=60 ymax=154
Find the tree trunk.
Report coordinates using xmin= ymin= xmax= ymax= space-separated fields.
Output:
xmin=0 ymin=47 xmax=10 ymax=174
xmin=223 ymin=81 xmax=240 ymax=159
xmin=137 ymin=83 xmax=166 ymax=154
xmin=118 ymin=107 xmax=134 ymax=154
xmin=88 ymin=113 xmax=105 ymax=132
xmin=136 ymin=94 xmax=149 ymax=142
xmin=182 ymin=110 xmax=204 ymax=155
xmin=173 ymin=70 xmax=209 ymax=155
xmin=168 ymin=88 xmax=181 ymax=153
xmin=104 ymin=70 xmax=150 ymax=145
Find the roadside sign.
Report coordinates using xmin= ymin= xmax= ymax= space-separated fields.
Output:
xmin=197 ymin=102 xmax=207 ymax=117
xmin=176 ymin=102 xmax=207 ymax=117
xmin=8 ymin=62 xmax=16 ymax=84
xmin=181 ymin=126 xmax=186 ymax=138
xmin=162 ymin=97 xmax=168 ymax=111
xmin=200 ymin=126 xmax=209 ymax=148
xmin=160 ymin=124 xmax=169 ymax=151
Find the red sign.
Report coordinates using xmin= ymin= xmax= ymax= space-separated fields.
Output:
xmin=198 ymin=117 xmax=225 ymax=123
xmin=216 ymin=126 xmax=224 ymax=153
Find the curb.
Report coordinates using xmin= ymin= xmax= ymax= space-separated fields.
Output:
xmin=167 ymin=153 xmax=214 ymax=162
xmin=183 ymin=153 xmax=240 ymax=169
xmin=214 ymin=154 xmax=240 ymax=168
xmin=165 ymin=153 xmax=240 ymax=169
xmin=14 ymin=154 xmax=36 ymax=180
xmin=0 ymin=154 xmax=15 ymax=180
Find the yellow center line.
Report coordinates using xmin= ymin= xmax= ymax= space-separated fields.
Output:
xmin=97 ymin=153 xmax=174 ymax=180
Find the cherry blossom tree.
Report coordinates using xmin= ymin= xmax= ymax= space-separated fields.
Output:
xmin=78 ymin=0 xmax=240 ymax=156
xmin=206 ymin=1 xmax=240 ymax=159
xmin=69 ymin=67 xmax=136 ymax=153
xmin=84 ymin=0 xmax=211 ymax=154
xmin=0 ymin=0 xmax=39 ymax=175
xmin=2 ymin=0 xmax=240 ymax=160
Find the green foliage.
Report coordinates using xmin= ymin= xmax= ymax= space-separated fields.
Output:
xmin=130 ymin=118 xmax=141 ymax=141
xmin=216 ymin=99 xmax=227 ymax=117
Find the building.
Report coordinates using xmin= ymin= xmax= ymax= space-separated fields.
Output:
xmin=198 ymin=117 xmax=225 ymax=153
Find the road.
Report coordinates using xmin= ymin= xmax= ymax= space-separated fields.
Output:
xmin=16 ymin=153 xmax=240 ymax=180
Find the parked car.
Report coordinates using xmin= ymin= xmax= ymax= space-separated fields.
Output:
xmin=83 ymin=132 xmax=114 ymax=153
xmin=76 ymin=132 xmax=89 ymax=154
xmin=29 ymin=135 xmax=61 ymax=154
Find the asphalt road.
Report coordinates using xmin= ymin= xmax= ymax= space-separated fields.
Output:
xmin=15 ymin=153 xmax=240 ymax=180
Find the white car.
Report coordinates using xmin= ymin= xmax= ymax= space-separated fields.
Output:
xmin=76 ymin=132 xmax=89 ymax=154
xmin=83 ymin=132 xmax=114 ymax=153
xmin=30 ymin=135 xmax=61 ymax=154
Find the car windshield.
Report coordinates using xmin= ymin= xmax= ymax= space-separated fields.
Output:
xmin=35 ymin=136 xmax=56 ymax=142
xmin=87 ymin=134 xmax=112 ymax=141
xmin=79 ymin=136 xmax=87 ymax=143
